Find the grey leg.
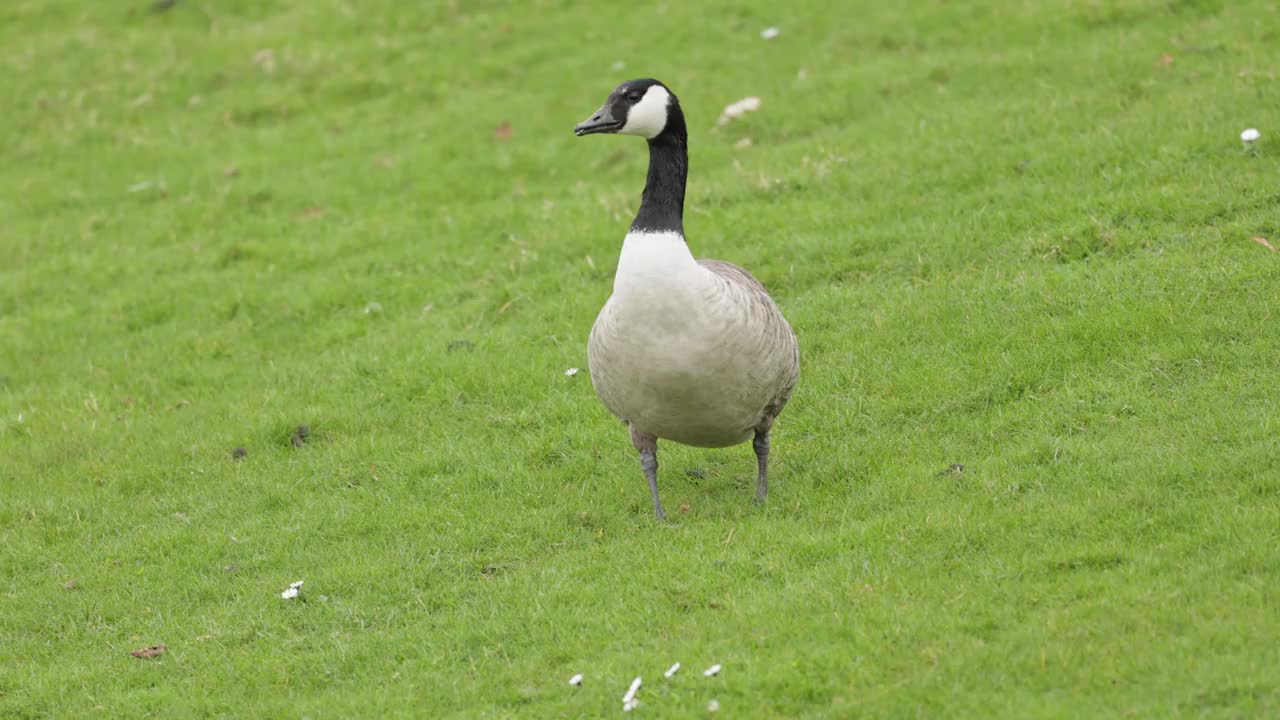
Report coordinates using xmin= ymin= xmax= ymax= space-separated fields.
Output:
xmin=629 ymin=424 xmax=665 ymax=520
xmin=753 ymin=429 xmax=770 ymax=502
xmin=753 ymin=396 xmax=790 ymax=504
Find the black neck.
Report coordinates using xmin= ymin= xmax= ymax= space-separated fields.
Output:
xmin=630 ymin=106 xmax=688 ymax=235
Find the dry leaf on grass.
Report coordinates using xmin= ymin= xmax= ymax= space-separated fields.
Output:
xmin=253 ymin=49 xmax=276 ymax=74
xmin=494 ymin=121 xmax=513 ymax=141
xmin=717 ymin=97 xmax=761 ymax=126
xmin=1157 ymin=53 xmax=1174 ymax=66
xmin=1251 ymin=236 xmax=1277 ymax=252
xmin=131 ymin=644 xmax=166 ymax=659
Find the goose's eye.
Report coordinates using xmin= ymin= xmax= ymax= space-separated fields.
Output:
xmin=627 ymin=91 xmax=642 ymax=102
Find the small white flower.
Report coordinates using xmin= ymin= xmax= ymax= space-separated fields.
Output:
xmin=281 ymin=580 xmax=304 ymax=599
xmin=761 ymin=26 xmax=781 ymax=40
xmin=289 ymin=580 xmax=304 ymax=589
xmin=703 ymin=663 xmax=721 ymax=677
xmin=362 ymin=302 xmax=382 ymax=314
xmin=568 ymin=673 xmax=583 ymax=686
xmin=664 ymin=662 xmax=681 ymax=678
xmin=564 ymin=367 xmax=579 ymax=377
xmin=622 ymin=676 xmax=642 ymax=703
xmin=1241 ymin=128 xmax=1260 ymax=144
xmin=708 ymin=699 xmax=721 ymax=712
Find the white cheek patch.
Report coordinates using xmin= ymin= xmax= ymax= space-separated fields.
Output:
xmin=619 ymin=85 xmax=670 ymax=139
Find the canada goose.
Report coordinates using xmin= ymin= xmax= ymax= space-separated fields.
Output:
xmin=574 ymin=79 xmax=800 ymax=520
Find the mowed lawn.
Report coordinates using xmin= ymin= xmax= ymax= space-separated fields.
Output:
xmin=2 ymin=0 xmax=1279 ymax=716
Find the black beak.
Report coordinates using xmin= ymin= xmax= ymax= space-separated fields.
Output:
xmin=574 ymin=104 xmax=622 ymax=136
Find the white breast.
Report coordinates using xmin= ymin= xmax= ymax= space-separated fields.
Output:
xmin=587 ymin=231 xmax=787 ymax=448
xmin=612 ymin=230 xmax=707 ymax=311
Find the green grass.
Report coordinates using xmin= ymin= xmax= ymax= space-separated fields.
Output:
xmin=3 ymin=0 xmax=1279 ymax=716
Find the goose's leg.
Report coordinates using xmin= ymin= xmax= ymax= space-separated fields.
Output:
xmin=629 ymin=424 xmax=666 ymax=520
xmin=752 ymin=413 xmax=777 ymax=503
xmin=753 ymin=429 xmax=770 ymax=502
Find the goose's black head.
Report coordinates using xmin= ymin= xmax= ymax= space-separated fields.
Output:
xmin=574 ymin=78 xmax=684 ymax=143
